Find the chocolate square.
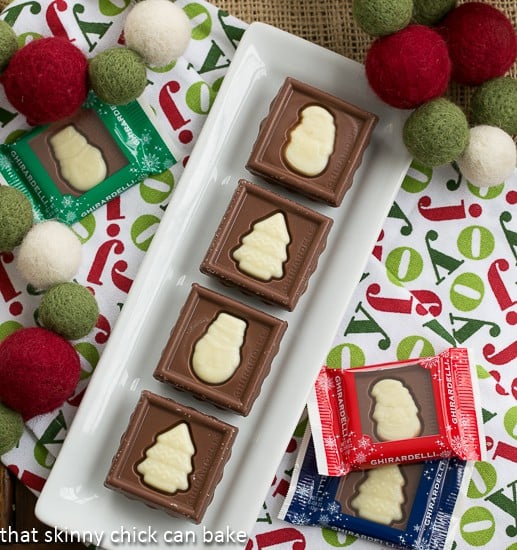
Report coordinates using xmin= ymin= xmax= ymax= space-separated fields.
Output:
xmin=29 ymin=107 xmax=128 ymax=197
xmin=154 ymin=284 xmax=288 ymax=415
xmin=200 ymin=179 xmax=333 ymax=311
xmin=353 ymin=364 xmax=439 ymax=442
xmin=105 ymin=391 xmax=237 ymax=523
xmin=335 ymin=462 xmax=424 ymax=530
xmin=246 ymin=77 xmax=378 ymax=206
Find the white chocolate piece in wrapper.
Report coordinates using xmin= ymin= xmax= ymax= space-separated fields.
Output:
xmin=351 ymin=464 xmax=405 ymax=525
xmin=50 ymin=125 xmax=107 ymax=191
xmin=137 ymin=423 xmax=194 ymax=493
xmin=284 ymin=105 xmax=335 ymax=176
xmin=233 ymin=212 xmax=290 ymax=280
xmin=192 ymin=312 xmax=247 ymax=384
xmin=371 ymin=378 xmax=421 ymax=441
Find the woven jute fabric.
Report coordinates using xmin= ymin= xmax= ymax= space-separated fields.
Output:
xmin=0 ymin=0 xmax=515 ymax=111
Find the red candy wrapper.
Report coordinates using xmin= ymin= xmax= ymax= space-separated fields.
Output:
xmin=308 ymin=347 xmax=485 ymax=476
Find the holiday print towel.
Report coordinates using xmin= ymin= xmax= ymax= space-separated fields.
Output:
xmin=0 ymin=2 xmax=516 ymax=549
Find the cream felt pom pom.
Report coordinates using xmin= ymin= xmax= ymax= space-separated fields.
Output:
xmin=456 ymin=125 xmax=516 ymax=188
xmin=124 ymin=0 xmax=191 ymax=67
xmin=16 ymin=220 xmax=82 ymax=289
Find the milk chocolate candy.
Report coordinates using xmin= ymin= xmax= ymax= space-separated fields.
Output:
xmin=105 ymin=391 xmax=237 ymax=523
xmin=154 ymin=283 xmax=288 ymax=415
xmin=0 ymin=91 xmax=176 ymax=223
xmin=280 ymin=430 xmax=471 ymax=550
xmin=309 ymin=348 xmax=485 ymax=476
xmin=200 ymin=179 xmax=333 ymax=311
xmin=247 ymin=77 xmax=378 ymax=206
xmin=336 ymin=462 xmax=424 ymax=529
xmin=30 ymin=107 xmax=127 ymax=197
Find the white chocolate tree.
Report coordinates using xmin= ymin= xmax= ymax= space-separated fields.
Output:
xmin=137 ymin=422 xmax=195 ymax=494
xmin=351 ymin=465 xmax=405 ymax=525
xmin=232 ymin=212 xmax=290 ymax=280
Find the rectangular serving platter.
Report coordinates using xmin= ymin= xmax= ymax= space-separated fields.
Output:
xmin=36 ymin=22 xmax=412 ymax=549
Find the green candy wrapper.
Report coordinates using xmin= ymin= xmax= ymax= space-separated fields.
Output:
xmin=0 ymin=92 xmax=177 ymax=224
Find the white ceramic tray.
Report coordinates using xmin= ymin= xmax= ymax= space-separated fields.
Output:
xmin=36 ymin=22 xmax=412 ymax=549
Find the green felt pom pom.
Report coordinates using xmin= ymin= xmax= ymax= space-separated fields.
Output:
xmin=0 ymin=186 xmax=34 ymax=252
xmin=353 ymin=0 xmax=413 ymax=36
xmin=0 ymin=20 xmax=18 ymax=71
xmin=39 ymin=282 xmax=99 ymax=340
xmin=89 ymin=47 xmax=147 ymax=105
xmin=412 ymin=0 xmax=457 ymax=26
xmin=403 ymin=98 xmax=470 ymax=167
xmin=0 ymin=402 xmax=24 ymax=455
xmin=471 ymin=77 xmax=517 ymax=135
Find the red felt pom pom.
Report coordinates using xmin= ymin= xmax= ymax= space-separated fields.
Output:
xmin=365 ymin=25 xmax=451 ymax=109
xmin=1 ymin=37 xmax=89 ymax=125
xmin=439 ymin=2 xmax=517 ymax=86
xmin=0 ymin=327 xmax=81 ymax=420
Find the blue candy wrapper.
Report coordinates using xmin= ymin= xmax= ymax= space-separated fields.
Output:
xmin=279 ymin=426 xmax=472 ymax=550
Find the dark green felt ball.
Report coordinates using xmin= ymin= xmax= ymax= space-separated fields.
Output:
xmin=0 ymin=186 xmax=34 ymax=252
xmin=39 ymin=282 xmax=99 ymax=340
xmin=352 ymin=0 xmax=413 ymax=37
xmin=0 ymin=402 xmax=24 ymax=455
xmin=471 ymin=77 xmax=517 ymax=135
xmin=412 ymin=0 xmax=457 ymax=26
xmin=0 ymin=20 xmax=18 ymax=71
xmin=403 ymin=98 xmax=470 ymax=167
xmin=89 ymin=47 xmax=148 ymax=105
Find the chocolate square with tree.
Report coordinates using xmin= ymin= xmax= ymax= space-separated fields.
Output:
xmin=200 ymin=179 xmax=333 ymax=311
xmin=105 ymin=391 xmax=237 ymax=523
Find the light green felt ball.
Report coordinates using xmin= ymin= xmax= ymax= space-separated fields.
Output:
xmin=0 ymin=186 xmax=34 ymax=252
xmin=471 ymin=77 xmax=517 ymax=135
xmin=0 ymin=402 xmax=24 ymax=455
xmin=412 ymin=0 xmax=457 ymax=26
xmin=403 ymin=98 xmax=470 ymax=167
xmin=39 ymin=282 xmax=99 ymax=340
xmin=352 ymin=0 xmax=413 ymax=37
xmin=0 ymin=20 xmax=18 ymax=71
xmin=89 ymin=47 xmax=148 ymax=105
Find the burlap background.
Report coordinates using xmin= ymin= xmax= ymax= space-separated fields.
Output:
xmin=0 ymin=0 xmax=515 ymax=114
xmin=211 ymin=0 xmax=517 ymax=112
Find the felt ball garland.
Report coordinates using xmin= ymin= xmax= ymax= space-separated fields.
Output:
xmin=0 ymin=327 xmax=81 ymax=421
xmin=0 ymin=402 xmax=24 ymax=455
xmin=1 ymin=37 xmax=89 ymax=126
xmin=0 ymin=0 xmax=193 ymax=456
xmin=365 ymin=24 xmax=451 ymax=109
xmin=356 ymin=0 xmax=517 ymax=187
xmin=0 ymin=0 xmax=192 ymax=125
xmin=439 ymin=2 xmax=517 ymax=86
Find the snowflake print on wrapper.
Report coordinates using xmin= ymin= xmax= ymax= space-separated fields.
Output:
xmin=288 ymin=512 xmax=311 ymax=525
xmin=317 ymin=372 xmax=335 ymax=393
xmin=357 ymin=435 xmax=372 ymax=449
xmin=140 ymin=130 xmax=152 ymax=145
xmin=324 ymin=436 xmax=338 ymax=450
xmin=62 ymin=195 xmax=74 ymax=207
xmin=327 ymin=501 xmax=341 ymax=515
xmin=420 ymin=356 xmax=440 ymax=371
xmin=296 ymin=483 xmax=314 ymax=501
xmin=451 ymin=434 xmax=474 ymax=458
xmin=142 ymin=152 xmax=165 ymax=173
xmin=65 ymin=211 xmax=77 ymax=224
xmin=354 ymin=451 xmax=368 ymax=464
